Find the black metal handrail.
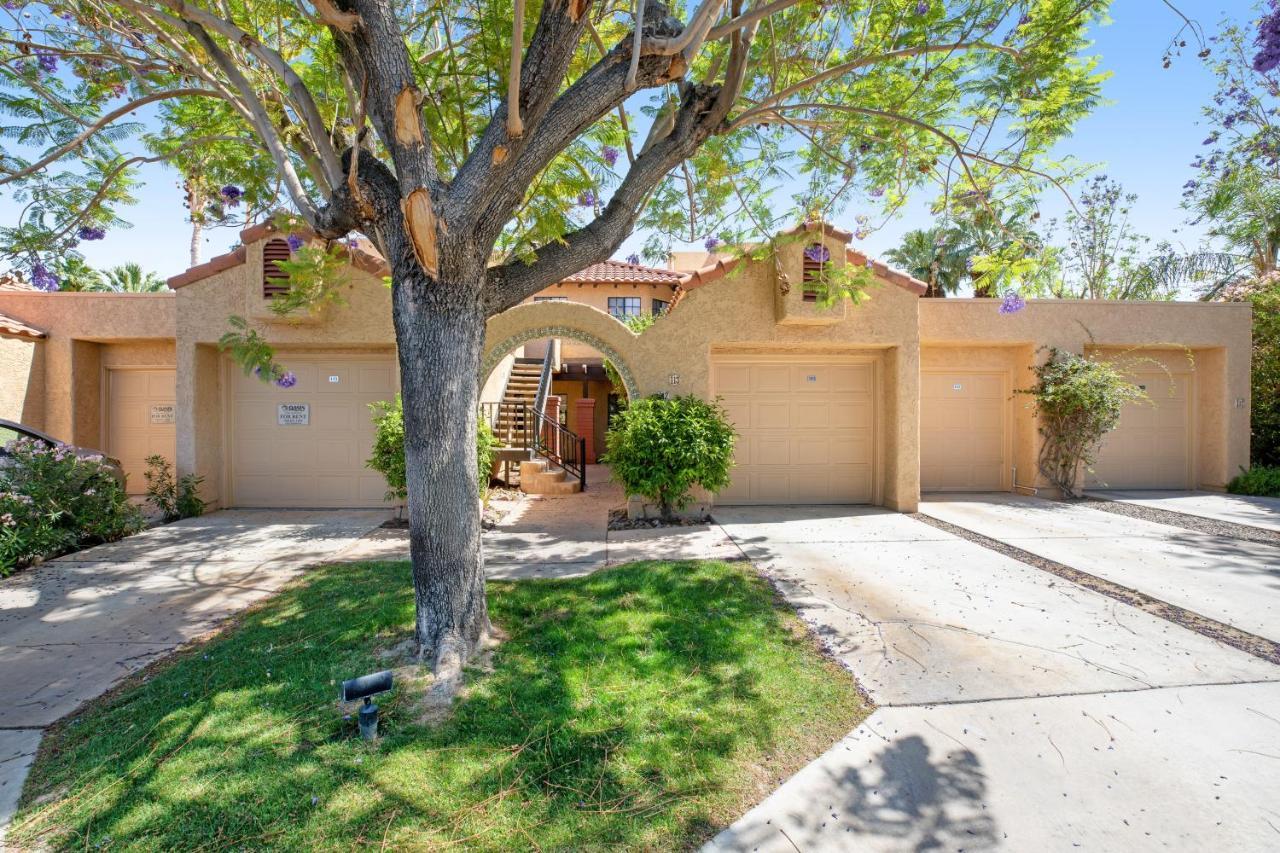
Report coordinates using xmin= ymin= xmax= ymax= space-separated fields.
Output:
xmin=531 ymin=405 xmax=587 ymax=491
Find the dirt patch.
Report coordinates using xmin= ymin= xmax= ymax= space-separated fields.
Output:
xmin=1084 ymin=497 xmax=1280 ymax=546
xmin=607 ymin=507 xmax=713 ymax=530
xmin=912 ymin=512 xmax=1280 ymax=666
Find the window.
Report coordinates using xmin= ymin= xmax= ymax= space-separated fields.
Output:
xmin=262 ymin=238 xmax=292 ymax=298
xmin=651 ymin=298 xmax=670 ymax=316
xmin=534 ymin=296 xmax=568 ymax=302
xmin=801 ymin=243 xmax=830 ymax=303
xmin=608 ymin=296 xmax=642 ymax=319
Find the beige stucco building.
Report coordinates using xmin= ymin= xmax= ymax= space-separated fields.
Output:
xmin=0 ymin=221 xmax=1252 ymax=513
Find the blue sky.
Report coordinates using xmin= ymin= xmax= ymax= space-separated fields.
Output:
xmin=0 ymin=1 xmax=1249 ymax=281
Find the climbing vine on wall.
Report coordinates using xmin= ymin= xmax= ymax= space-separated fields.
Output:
xmin=1018 ymin=348 xmax=1147 ymax=498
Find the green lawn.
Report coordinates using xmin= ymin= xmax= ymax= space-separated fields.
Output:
xmin=11 ymin=559 xmax=869 ymax=851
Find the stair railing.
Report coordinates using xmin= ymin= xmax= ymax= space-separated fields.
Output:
xmin=530 ymin=405 xmax=587 ymax=491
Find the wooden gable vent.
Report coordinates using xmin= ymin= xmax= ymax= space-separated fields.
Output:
xmin=801 ymin=243 xmax=830 ymax=302
xmin=262 ymin=238 xmax=292 ymax=298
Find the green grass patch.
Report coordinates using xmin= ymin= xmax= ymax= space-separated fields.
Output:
xmin=12 ymin=559 xmax=868 ymax=850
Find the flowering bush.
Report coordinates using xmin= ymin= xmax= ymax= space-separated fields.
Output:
xmin=1 ymin=438 xmax=143 ymax=574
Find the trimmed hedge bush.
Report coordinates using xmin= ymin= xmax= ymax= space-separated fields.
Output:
xmin=367 ymin=395 xmax=497 ymax=503
xmin=605 ymin=395 xmax=736 ymax=519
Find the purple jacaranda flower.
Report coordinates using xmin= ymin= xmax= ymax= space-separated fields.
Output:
xmin=1253 ymin=1 xmax=1280 ymax=72
xmin=854 ymin=228 xmax=870 ymax=240
xmin=869 ymin=187 xmax=885 ymax=198
xmin=286 ymin=233 xmax=304 ymax=251
xmin=704 ymin=236 xmax=720 ymax=251
xmin=31 ymin=262 xmax=59 ymax=291
xmin=602 ymin=145 xmax=619 ymax=167
xmin=998 ymin=291 xmax=1026 ymax=314
xmin=864 ymin=258 xmax=874 ymax=269
xmin=274 ymin=371 xmax=297 ymax=389
xmin=803 ymin=244 xmax=831 ymax=264
xmin=916 ymin=1 xmax=929 ymax=15
xmin=36 ymin=52 xmax=57 ymax=74
xmin=577 ymin=190 xmax=597 ymax=208
xmin=2 ymin=3 xmax=20 ymax=11
xmin=77 ymin=225 xmax=105 ymax=241
xmin=220 ymin=185 xmax=243 ymax=206
xmin=626 ymin=253 xmax=641 ymax=265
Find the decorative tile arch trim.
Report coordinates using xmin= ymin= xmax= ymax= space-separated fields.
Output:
xmin=482 ymin=324 xmax=640 ymax=400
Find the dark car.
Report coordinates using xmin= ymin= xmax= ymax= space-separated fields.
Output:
xmin=0 ymin=418 xmax=127 ymax=488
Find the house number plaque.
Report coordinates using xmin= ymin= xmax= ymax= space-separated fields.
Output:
xmin=277 ymin=403 xmax=310 ymax=426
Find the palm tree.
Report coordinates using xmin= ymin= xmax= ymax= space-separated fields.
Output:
xmin=104 ymin=263 xmax=168 ymax=292
xmin=53 ymin=257 xmax=106 ymax=292
xmin=885 ymin=227 xmax=968 ymax=297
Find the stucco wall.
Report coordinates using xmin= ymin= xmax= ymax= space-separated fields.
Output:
xmin=921 ymin=300 xmax=1252 ymax=490
xmin=525 ymin=281 xmax=678 ymax=359
xmin=486 ymin=228 xmax=924 ymax=509
xmin=0 ymin=293 xmax=175 ymax=444
xmin=0 ymin=335 xmax=44 ymax=426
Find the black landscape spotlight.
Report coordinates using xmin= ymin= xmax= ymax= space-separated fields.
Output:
xmin=341 ymin=670 xmax=393 ymax=740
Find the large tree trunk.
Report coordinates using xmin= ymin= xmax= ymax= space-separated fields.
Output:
xmin=392 ymin=260 xmax=490 ymax=686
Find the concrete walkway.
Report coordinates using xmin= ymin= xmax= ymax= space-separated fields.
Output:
xmin=0 ymin=509 xmax=388 ymax=840
xmin=1090 ymin=489 xmax=1280 ymax=533
xmin=920 ymin=493 xmax=1280 ymax=642
xmin=707 ymin=506 xmax=1280 ymax=851
xmin=342 ymin=465 xmax=746 ymax=576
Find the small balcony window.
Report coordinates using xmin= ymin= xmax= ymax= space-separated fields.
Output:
xmin=652 ymin=298 xmax=670 ymax=316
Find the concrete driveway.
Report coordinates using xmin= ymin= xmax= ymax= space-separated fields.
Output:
xmin=707 ymin=506 xmax=1280 ymax=851
xmin=1090 ymin=489 xmax=1280 ymax=533
xmin=921 ymin=493 xmax=1280 ymax=642
xmin=0 ymin=509 xmax=387 ymax=840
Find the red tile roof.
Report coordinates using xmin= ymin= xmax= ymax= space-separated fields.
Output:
xmin=0 ymin=274 xmax=36 ymax=292
xmin=561 ymin=259 xmax=683 ymax=285
xmin=0 ymin=309 xmax=46 ymax=339
xmin=167 ymin=221 xmax=389 ymax=288
xmin=678 ymin=220 xmax=928 ymax=296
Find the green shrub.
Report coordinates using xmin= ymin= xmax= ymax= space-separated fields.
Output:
xmin=367 ymin=395 xmax=497 ymax=503
xmin=1248 ymin=278 xmax=1280 ymax=466
xmin=1018 ymin=348 xmax=1146 ymax=498
xmin=0 ymin=438 xmax=143 ymax=574
xmin=143 ymin=455 xmax=206 ymax=522
xmin=1226 ymin=466 xmax=1280 ymax=497
xmin=605 ymin=395 xmax=736 ymax=519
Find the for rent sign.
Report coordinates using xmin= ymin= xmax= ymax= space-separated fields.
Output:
xmin=277 ymin=403 xmax=310 ymax=426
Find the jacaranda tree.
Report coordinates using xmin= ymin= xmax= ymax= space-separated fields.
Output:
xmin=2 ymin=0 xmax=1131 ymax=682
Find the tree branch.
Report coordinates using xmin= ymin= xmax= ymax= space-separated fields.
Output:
xmin=186 ymin=21 xmax=319 ymax=222
xmin=484 ymin=80 xmax=728 ymax=312
xmin=0 ymin=88 xmax=226 ymax=185
xmin=507 ymin=0 xmax=526 ymax=138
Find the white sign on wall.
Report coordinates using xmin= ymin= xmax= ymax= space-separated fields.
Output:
xmin=149 ymin=404 xmax=176 ymax=425
xmin=277 ymin=403 xmax=310 ymax=426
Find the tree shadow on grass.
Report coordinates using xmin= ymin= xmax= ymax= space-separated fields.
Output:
xmin=12 ymin=559 xmax=862 ymax=850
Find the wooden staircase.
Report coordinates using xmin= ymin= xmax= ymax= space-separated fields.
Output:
xmin=492 ymin=357 xmax=543 ymax=450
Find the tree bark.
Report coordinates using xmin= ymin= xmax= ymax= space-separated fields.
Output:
xmin=391 ymin=258 xmax=490 ymax=684
xmin=189 ymin=219 xmax=202 ymax=266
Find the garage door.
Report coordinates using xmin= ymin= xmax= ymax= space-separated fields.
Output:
xmin=1087 ymin=372 xmax=1192 ymax=489
xmin=920 ymin=372 xmax=1007 ymax=491
xmin=229 ymin=355 xmax=397 ymax=507
xmin=712 ymin=356 xmax=875 ymax=504
xmin=107 ymin=369 xmax=177 ymax=495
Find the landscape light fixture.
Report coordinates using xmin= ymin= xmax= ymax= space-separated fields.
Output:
xmin=340 ymin=669 xmax=394 ymax=740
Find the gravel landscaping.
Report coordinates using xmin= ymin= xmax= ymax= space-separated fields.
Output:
xmin=1084 ymin=497 xmax=1280 ymax=546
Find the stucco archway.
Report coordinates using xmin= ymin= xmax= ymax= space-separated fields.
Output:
xmin=481 ymin=302 xmax=643 ymax=399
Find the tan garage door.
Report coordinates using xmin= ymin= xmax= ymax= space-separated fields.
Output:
xmin=712 ymin=356 xmax=875 ymax=504
xmin=1087 ymin=372 xmax=1192 ymax=489
xmin=921 ymin=372 xmax=1008 ymax=491
xmin=107 ymin=369 xmax=177 ymax=495
xmin=229 ymin=355 xmax=397 ymax=507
